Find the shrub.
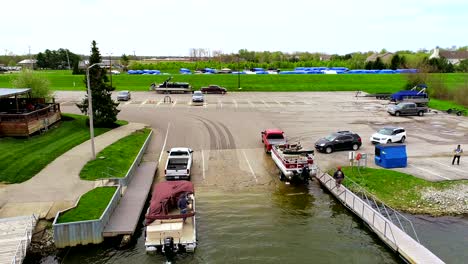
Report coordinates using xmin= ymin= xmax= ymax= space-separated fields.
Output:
xmin=11 ymin=70 xmax=52 ymax=99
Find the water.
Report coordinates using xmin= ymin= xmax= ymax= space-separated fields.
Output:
xmin=34 ymin=181 xmax=414 ymax=264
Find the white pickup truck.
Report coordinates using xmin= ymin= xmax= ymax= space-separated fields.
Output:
xmin=164 ymin=147 xmax=193 ymax=180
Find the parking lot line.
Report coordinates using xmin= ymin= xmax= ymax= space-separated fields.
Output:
xmin=248 ymin=100 xmax=255 ymax=108
xmin=432 ymin=160 xmax=466 ymax=173
xmin=274 ymin=99 xmax=284 ymax=107
xmin=261 ymin=99 xmax=270 ymax=107
xmin=232 ymin=99 xmax=238 ymax=108
xmin=125 ymin=101 xmax=131 ymax=105
xmin=242 ymin=150 xmax=258 ymax=183
xmin=172 ymin=100 xmax=177 ymax=108
xmin=139 ymin=99 xmax=148 ymax=107
xmin=408 ymin=164 xmax=450 ymax=180
xmin=156 ymin=98 xmax=164 ymax=106
xmin=201 ymin=149 xmax=206 ymax=180
xmin=158 ymin=123 xmax=171 ymax=164
xmin=218 ymin=99 xmax=223 ymax=108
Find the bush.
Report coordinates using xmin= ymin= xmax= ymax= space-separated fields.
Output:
xmin=11 ymin=70 xmax=52 ymax=99
xmin=452 ymin=86 xmax=468 ymax=107
xmin=427 ymin=74 xmax=451 ymax=100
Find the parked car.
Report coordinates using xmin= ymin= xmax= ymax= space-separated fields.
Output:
xmin=192 ymin=91 xmax=204 ymax=102
xmin=117 ymin=90 xmax=131 ymax=101
xmin=315 ymin=131 xmax=362 ymax=154
xmin=387 ymin=102 xmax=428 ymax=116
xmin=201 ymin=85 xmax=227 ymax=94
xmin=110 ymin=70 xmax=121 ymax=75
xmin=370 ymin=127 xmax=406 ymax=144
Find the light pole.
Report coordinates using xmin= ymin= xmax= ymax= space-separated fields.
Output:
xmin=237 ymin=54 xmax=241 ymax=90
xmin=107 ymin=53 xmax=113 ymax=88
xmin=86 ymin=63 xmax=101 ymax=159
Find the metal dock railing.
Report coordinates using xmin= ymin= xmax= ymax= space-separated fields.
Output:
xmin=315 ymin=168 xmax=444 ymax=264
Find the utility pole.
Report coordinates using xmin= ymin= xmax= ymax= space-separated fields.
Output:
xmin=108 ymin=53 xmax=113 ymax=88
xmin=65 ymin=49 xmax=71 ymax=70
xmin=29 ymin=46 xmax=33 ymax=70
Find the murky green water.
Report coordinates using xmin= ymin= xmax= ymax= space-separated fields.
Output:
xmin=30 ymin=181 xmax=467 ymax=264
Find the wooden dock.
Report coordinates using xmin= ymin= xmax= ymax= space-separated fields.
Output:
xmin=0 ymin=215 xmax=36 ymax=264
xmin=103 ymin=161 xmax=157 ymax=237
xmin=315 ymin=171 xmax=445 ymax=264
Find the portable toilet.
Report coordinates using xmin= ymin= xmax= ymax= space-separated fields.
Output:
xmin=374 ymin=144 xmax=407 ymax=168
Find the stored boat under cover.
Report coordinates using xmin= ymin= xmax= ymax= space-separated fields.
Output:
xmin=146 ymin=181 xmax=194 ymax=224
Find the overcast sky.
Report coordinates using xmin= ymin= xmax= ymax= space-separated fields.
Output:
xmin=2 ymin=0 xmax=467 ymax=56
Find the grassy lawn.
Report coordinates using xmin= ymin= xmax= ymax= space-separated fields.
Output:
xmin=428 ymin=99 xmax=468 ymax=115
xmin=80 ymin=128 xmax=151 ymax=180
xmin=56 ymin=186 xmax=117 ymax=223
xmin=0 ymin=70 xmax=465 ymax=92
xmin=0 ymin=114 xmax=127 ymax=184
xmin=340 ymin=167 xmax=468 ymax=214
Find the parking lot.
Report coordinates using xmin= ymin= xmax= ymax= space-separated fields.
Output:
xmin=57 ymin=91 xmax=468 ymax=184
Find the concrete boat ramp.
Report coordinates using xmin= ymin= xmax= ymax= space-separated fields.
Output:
xmin=315 ymin=170 xmax=445 ymax=264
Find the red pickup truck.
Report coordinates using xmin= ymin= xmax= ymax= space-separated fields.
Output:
xmin=261 ymin=129 xmax=286 ymax=153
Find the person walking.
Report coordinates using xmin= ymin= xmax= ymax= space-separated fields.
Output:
xmin=452 ymin=145 xmax=463 ymax=165
xmin=333 ymin=166 xmax=345 ymax=189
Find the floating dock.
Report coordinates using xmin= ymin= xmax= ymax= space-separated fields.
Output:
xmin=0 ymin=215 xmax=36 ymax=264
xmin=315 ymin=171 xmax=444 ymax=264
xmin=103 ymin=161 xmax=157 ymax=237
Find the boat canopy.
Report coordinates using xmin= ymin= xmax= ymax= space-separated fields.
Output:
xmin=146 ymin=181 xmax=194 ymax=224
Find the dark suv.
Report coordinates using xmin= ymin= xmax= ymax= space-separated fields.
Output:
xmin=315 ymin=131 xmax=362 ymax=154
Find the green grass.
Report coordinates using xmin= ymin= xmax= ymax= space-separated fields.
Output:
xmin=1 ymin=70 xmax=466 ymax=93
xmin=56 ymin=186 xmax=117 ymax=223
xmin=340 ymin=167 xmax=468 ymax=214
xmin=80 ymin=128 xmax=151 ymax=180
xmin=428 ymin=99 xmax=468 ymax=115
xmin=0 ymin=114 xmax=127 ymax=183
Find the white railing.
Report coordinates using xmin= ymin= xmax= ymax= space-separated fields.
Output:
xmin=11 ymin=214 xmax=36 ymax=264
xmin=344 ymin=176 xmax=420 ymax=243
xmin=316 ymin=169 xmax=398 ymax=249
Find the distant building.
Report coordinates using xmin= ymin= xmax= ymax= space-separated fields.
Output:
xmin=319 ymin=54 xmax=331 ymax=61
xmin=429 ymin=47 xmax=468 ymax=65
xmin=17 ymin=59 xmax=37 ymax=68
xmin=366 ymin=52 xmax=394 ymax=63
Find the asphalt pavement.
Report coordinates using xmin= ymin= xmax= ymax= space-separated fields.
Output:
xmin=57 ymin=91 xmax=468 ymax=183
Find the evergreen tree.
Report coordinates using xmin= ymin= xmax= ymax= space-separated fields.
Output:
xmin=390 ymin=54 xmax=400 ymax=70
xmin=373 ymin=57 xmax=385 ymax=70
xmin=76 ymin=40 xmax=120 ymax=127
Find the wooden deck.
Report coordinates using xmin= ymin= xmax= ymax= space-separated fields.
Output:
xmin=102 ymin=161 xmax=157 ymax=237
xmin=0 ymin=103 xmax=61 ymax=136
xmin=0 ymin=215 xmax=36 ymax=264
xmin=316 ymin=171 xmax=445 ymax=264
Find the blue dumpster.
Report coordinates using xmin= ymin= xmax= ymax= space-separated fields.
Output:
xmin=374 ymin=144 xmax=407 ymax=168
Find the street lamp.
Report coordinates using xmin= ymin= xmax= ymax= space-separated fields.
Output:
xmin=86 ymin=63 xmax=101 ymax=159
xmin=237 ymin=55 xmax=241 ymax=90
xmin=107 ymin=53 xmax=113 ymax=88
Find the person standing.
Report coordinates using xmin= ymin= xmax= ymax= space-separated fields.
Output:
xmin=452 ymin=145 xmax=463 ymax=165
xmin=333 ymin=166 xmax=345 ymax=189
xmin=178 ymin=193 xmax=189 ymax=222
